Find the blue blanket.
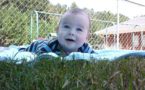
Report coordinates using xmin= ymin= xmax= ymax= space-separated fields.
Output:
xmin=65 ymin=50 xmax=145 ymax=61
xmin=0 ymin=46 xmax=145 ymax=64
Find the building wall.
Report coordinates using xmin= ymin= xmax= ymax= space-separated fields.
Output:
xmin=105 ymin=31 xmax=145 ymax=50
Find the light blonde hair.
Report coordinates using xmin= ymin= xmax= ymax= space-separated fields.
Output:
xmin=59 ymin=8 xmax=91 ymax=30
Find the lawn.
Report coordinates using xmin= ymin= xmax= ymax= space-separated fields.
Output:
xmin=0 ymin=57 xmax=145 ymax=90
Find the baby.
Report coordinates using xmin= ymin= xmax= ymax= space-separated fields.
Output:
xmin=20 ymin=8 xmax=95 ymax=56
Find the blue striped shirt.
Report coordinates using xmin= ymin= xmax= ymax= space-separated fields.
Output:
xmin=19 ymin=38 xmax=95 ymax=56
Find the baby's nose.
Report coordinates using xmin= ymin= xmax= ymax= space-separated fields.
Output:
xmin=69 ymin=29 xmax=75 ymax=35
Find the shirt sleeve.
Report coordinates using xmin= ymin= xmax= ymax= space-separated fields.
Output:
xmin=79 ymin=43 xmax=95 ymax=53
xmin=19 ymin=40 xmax=52 ymax=54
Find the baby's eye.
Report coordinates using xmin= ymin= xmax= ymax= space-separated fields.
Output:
xmin=77 ymin=28 xmax=82 ymax=31
xmin=64 ymin=25 xmax=70 ymax=29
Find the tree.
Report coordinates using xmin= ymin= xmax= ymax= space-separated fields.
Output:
xmin=70 ymin=2 xmax=78 ymax=9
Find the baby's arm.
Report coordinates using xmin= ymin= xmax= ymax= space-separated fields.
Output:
xmin=19 ymin=40 xmax=52 ymax=54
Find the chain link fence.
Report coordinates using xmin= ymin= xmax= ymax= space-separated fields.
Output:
xmin=1 ymin=0 xmax=145 ymax=50
xmin=95 ymin=0 xmax=145 ymax=50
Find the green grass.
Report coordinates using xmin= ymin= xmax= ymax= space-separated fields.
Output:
xmin=0 ymin=57 xmax=145 ymax=90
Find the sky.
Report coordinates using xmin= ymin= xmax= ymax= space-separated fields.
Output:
xmin=49 ymin=0 xmax=145 ymax=19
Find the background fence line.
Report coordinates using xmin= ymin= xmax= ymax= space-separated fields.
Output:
xmin=1 ymin=0 xmax=145 ymax=50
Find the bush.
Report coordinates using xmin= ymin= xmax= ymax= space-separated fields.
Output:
xmin=1 ymin=5 xmax=30 ymax=46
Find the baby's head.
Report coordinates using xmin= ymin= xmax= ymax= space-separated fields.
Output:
xmin=56 ymin=8 xmax=91 ymax=54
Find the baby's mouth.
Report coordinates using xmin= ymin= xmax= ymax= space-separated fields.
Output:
xmin=66 ymin=39 xmax=75 ymax=42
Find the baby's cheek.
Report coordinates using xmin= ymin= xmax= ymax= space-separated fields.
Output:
xmin=80 ymin=36 xmax=87 ymax=41
xmin=77 ymin=39 xmax=85 ymax=46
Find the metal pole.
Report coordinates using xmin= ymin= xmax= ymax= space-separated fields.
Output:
xmin=35 ymin=11 xmax=39 ymax=39
xmin=141 ymin=30 xmax=143 ymax=50
xmin=132 ymin=33 xmax=134 ymax=50
xmin=30 ymin=12 xmax=33 ymax=41
xmin=117 ymin=0 xmax=120 ymax=49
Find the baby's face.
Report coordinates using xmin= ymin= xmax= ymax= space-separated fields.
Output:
xmin=57 ymin=13 xmax=89 ymax=53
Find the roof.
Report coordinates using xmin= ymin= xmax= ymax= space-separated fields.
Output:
xmin=95 ymin=16 xmax=145 ymax=35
